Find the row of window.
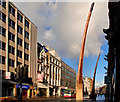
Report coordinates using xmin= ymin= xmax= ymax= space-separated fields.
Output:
xmin=0 ymin=2 xmax=29 ymax=28
xmin=0 ymin=55 xmax=29 ymax=68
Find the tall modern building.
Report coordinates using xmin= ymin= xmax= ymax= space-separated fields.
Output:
xmin=0 ymin=1 xmax=37 ymax=98
xmin=61 ymin=60 xmax=76 ymax=94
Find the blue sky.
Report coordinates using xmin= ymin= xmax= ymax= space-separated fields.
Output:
xmin=14 ymin=2 xmax=109 ymax=87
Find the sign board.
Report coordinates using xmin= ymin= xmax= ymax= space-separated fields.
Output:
xmin=105 ymin=76 xmax=111 ymax=84
xmin=16 ymin=85 xmax=29 ymax=89
xmin=5 ymin=72 xmax=11 ymax=79
xmin=37 ymin=73 xmax=43 ymax=82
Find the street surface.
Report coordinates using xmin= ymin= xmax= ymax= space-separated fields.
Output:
xmin=3 ymin=95 xmax=106 ymax=102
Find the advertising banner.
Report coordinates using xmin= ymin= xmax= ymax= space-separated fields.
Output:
xmin=37 ymin=73 xmax=43 ymax=82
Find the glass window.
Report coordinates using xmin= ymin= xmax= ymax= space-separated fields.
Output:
xmin=17 ymin=61 xmax=22 ymax=66
xmin=24 ymin=53 xmax=29 ymax=61
xmin=25 ymin=19 xmax=29 ymax=28
xmin=24 ymin=42 xmax=29 ymax=50
xmin=9 ymin=59 xmax=14 ymax=67
xmin=0 ymin=55 xmax=5 ymax=64
xmin=17 ymin=25 xmax=22 ymax=34
xmin=0 ymin=40 xmax=5 ymax=51
xmin=0 ymin=1 xmax=6 ymax=8
xmin=9 ymin=4 xmax=15 ymax=16
xmin=9 ymin=32 xmax=15 ymax=42
xmin=0 ymin=11 xmax=6 ymax=22
xmin=9 ymin=45 xmax=14 ymax=55
xmin=17 ymin=50 xmax=22 ymax=58
xmin=17 ymin=38 xmax=22 ymax=46
xmin=0 ymin=26 xmax=6 ymax=36
xmin=25 ymin=31 xmax=29 ymax=39
xmin=9 ymin=18 xmax=15 ymax=29
xmin=17 ymin=12 xmax=23 ymax=22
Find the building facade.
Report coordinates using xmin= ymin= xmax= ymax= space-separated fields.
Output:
xmin=83 ymin=76 xmax=92 ymax=95
xmin=103 ymin=2 xmax=120 ymax=102
xmin=61 ymin=60 xmax=76 ymax=95
xmin=0 ymin=1 xmax=37 ymax=98
xmin=37 ymin=43 xmax=61 ymax=97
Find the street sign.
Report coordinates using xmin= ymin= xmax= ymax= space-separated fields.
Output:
xmin=16 ymin=85 xmax=29 ymax=89
xmin=105 ymin=76 xmax=111 ymax=84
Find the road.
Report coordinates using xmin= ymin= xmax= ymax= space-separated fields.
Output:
xmin=3 ymin=95 xmax=105 ymax=102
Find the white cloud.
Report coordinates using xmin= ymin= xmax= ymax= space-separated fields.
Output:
xmin=44 ymin=29 xmax=55 ymax=40
xmin=14 ymin=2 xmax=108 ymax=59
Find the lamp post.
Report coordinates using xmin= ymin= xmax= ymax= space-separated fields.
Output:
xmin=76 ymin=2 xmax=95 ymax=100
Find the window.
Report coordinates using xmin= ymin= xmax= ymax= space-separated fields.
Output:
xmin=25 ymin=31 xmax=29 ymax=39
xmin=25 ymin=19 xmax=29 ymax=28
xmin=9 ymin=4 xmax=15 ymax=16
xmin=9 ymin=59 xmax=14 ymax=67
xmin=17 ymin=61 xmax=22 ymax=66
xmin=24 ymin=53 xmax=29 ymax=61
xmin=17 ymin=38 xmax=22 ymax=46
xmin=0 ymin=55 xmax=5 ymax=64
xmin=17 ymin=25 xmax=22 ymax=34
xmin=24 ymin=42 xmax=29 ymax=50
xmin=9 ymin=32 xmax=15 ymax=42
xmin=17 ymin=12 xmax=23 ymax=22
xmin=17 ymin=50 xmax=22 ymax=58
xmin=0 ymin=26 xmax=6 ymax=36
xmin=0 ymin=41 xmax=5 ymax=51
xmin=0 ymin=11 xmax=6 ymax=22
xmin=9 ymin=18 xmax=15 ymax=29
xmin=9 ymin=45 xmax=14 ymax=55
xmin=0 ymin=1 xmax=6 ymax=8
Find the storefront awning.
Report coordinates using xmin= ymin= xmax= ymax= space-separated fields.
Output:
xmin=37 ymin=83 xmax=48 ymax=88
xmin=1 ymin=79 xmax=18 ymax=84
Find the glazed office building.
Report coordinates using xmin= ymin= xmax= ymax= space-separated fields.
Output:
xmin=0 ymin=1 xmax=37 ymax=98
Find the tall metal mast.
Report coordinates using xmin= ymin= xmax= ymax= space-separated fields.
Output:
xmin=91 ymin=52 xmax=101 ymax=97
xmin=76 ymin=2 xmax=95 ymax=100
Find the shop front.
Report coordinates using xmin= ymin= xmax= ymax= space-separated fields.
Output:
xmin=16 ymin=84 xmax=29 ymax=98
xmin=37 ymin=83 xmax=48 ymax=96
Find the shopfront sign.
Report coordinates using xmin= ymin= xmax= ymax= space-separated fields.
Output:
xmin=16 ymin=85 xmax=29 ymax=89
xmin=5 ymin=72 xmax=11 ymax=79
xmin=37 ymin=73 xmax=43 ymax=82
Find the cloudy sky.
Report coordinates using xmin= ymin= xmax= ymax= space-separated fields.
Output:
xmin=14 ymin=1 xmax=109 ymax=87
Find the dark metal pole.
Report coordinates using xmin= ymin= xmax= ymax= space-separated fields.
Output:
xmin=20 ymin=66 xmax=23 ymax=102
